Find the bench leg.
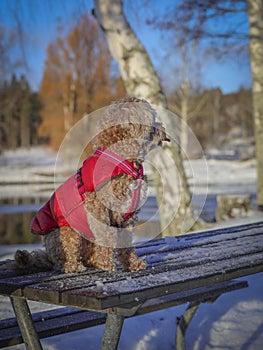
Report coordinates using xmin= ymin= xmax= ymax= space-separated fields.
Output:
xmin=175 ymin=302 xmax=200 ymax=350
xmin=10 ymin=296 xmax=43 ymax=350
xmin=100 ymin=312 xmax=124 ymax=350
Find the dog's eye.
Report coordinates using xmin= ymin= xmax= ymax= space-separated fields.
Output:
xmin=149 ymin=127 xmax=156 ymax=140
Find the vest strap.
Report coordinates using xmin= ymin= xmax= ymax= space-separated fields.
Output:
xmin=95 ymin=148 xmax=142 ymax=179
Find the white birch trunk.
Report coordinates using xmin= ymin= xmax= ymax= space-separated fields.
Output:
xmin=94 ymin=0 xmax=202 ymax=235
xmin=248 ymin=0 xmax=263 ymax=210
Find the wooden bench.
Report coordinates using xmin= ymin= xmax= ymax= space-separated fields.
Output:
xmin=0 ymin=221 xmax=263 ymax=350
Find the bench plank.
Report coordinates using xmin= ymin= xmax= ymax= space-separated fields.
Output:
xmin=0 ymin=307 xmax=106 ymax=348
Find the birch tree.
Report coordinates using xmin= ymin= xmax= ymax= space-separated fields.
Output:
xmin=170 ymin=0 xmax=263 ymax=210
xmin=94 ymin=0 xmax=203 ymax=236
xmin=248 ymin=0 xmax=263 ymax=210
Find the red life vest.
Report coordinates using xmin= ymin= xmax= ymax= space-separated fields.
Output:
xmin=31 ymin=148 xmax=144 ymax=240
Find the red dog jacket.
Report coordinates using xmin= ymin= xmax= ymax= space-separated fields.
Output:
xmin=31 ymin=148 xmax=144 ymax=240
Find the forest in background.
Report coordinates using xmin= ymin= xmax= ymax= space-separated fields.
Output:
xmin=0 ymin=10 xmax=254 ymax=154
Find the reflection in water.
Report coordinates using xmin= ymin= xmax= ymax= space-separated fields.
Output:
xmin=0 ymin=197 xmax=46 ymax=244
xmin=0 ymin=182 xmax=54 ymax=244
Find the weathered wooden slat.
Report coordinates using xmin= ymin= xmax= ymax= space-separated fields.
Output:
xmin=0 ymin=307 xmax=106 ymax=348
xmin=0 ymin=308 xmax=78 ymax=330
xmin=136 ymin=221 xmax=263 ymax=252
xmin=0 ymin=260 xmax=53 ymax=279
xmin=182 ymin=221 xmax=263 ymax=241
xmin=22 ymin=270 xmax=142 ymax=307
xmin=0 ymin=264 xmax=117 ymax=299
xmin=136 ymin=279 xmax=248 ymax=314
xmin=0 ymin=270 xmax=59 ymax=296
xmin=145 ymin=232 xmax=263 ymax=266
xmin=137 ymin=225 xmax=263 ymax=257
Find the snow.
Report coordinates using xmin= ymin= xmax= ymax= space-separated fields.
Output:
xmin=0 ymin=147 xmax=57 ymax=184
xmin=184 ymin=157 xmax=257 ymax=195
xmin=0 ymin=147 xmax=263 ymax=349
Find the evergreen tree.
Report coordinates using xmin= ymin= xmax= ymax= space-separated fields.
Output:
xmin=0 ymin=74 xmax=42 ymax=152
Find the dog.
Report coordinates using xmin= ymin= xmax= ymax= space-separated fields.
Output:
xmin=15 ymin=97 xmax=169 ymax=273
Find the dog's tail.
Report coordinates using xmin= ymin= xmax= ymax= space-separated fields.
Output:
xmin=13 ymin=249 xmax=53 ymax=270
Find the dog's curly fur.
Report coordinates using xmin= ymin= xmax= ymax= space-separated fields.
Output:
xmin=15 ymin=97 xmax=168 ymax=273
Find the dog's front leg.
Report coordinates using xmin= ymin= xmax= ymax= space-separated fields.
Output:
xmin=59 ymin=227 xmax=86 ymax=273
xmin=86 ymin=209 xmax=146 ymax=271
xmin=84 ymin=211 xmax=117 ymax=271
xmin=117 ymin=247 xmax=146 ymax=271
xmin=85 ymin=192 xmax=119 ymax=271
xmin=116 ymin=230 xmax=146 ymax=271
xmin=88 ymin=244 xmax=116 ymax=272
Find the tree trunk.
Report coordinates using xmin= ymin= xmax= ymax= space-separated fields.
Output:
xmin=248 ymin=0 xmax=263 ymax=210
xmin=211 ymin=89 xmax=221 ymax=147
xmin=180 ymin=83 xmax=190 ymax=155
xmin=20 ymin=112 xmax=30 ymax=148
xmin=94 ymin=0 xmax=203 ymax=235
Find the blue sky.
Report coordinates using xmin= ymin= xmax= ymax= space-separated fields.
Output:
xmin=0 ymin=0 xmax=252 ymax=94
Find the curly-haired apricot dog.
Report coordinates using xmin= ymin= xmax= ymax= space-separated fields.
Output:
xmin=15 ymin=97 xmax=169 ymax=273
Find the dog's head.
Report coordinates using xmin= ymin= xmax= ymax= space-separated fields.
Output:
xmin=93 ymin=96 xmax=170 ymax=161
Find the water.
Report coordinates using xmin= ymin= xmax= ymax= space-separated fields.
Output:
xmin=0 ymin=197 xmax=47 ymax=244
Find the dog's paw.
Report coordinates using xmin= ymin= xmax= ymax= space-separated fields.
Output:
xmin=92 ymin=261 xmax=116 ymax=272
xmin=128 ymin=258 xmax=146 ymax=271
xmin=63 ymin=262 xmax=86 ymax=273
xmin=14 ymin=250 xmax=31 ymax=267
